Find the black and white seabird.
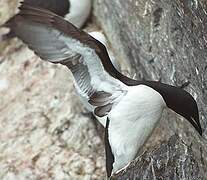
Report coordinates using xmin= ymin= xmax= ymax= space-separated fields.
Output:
xmin=9 ymin=4 xmax=202 ymax=178
xmin=0 ymin=0 xmax=91 ymax=41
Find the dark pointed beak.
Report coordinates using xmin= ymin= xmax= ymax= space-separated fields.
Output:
xmin=188 ymin=117 xmax=202 ymax=136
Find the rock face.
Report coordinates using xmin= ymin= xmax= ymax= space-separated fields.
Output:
xmin=112 ymin=135 xmax=202 ymax=180
xmin=93 ymin=0 xmax=207 ymax=179
xmin=1 ymin=0 xmax=207 ymax=179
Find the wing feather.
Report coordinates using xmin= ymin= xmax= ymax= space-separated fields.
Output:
xmin=94 ymin=104 xmax=113 ymax=117
xmin=11 ymin=4 xmax=127 ymax=117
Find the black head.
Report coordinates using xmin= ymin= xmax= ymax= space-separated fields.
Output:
xmin=143 ymin=81 xmax=202 ymax=136
xmin=169 ymin=88 xmax=202 ymax=136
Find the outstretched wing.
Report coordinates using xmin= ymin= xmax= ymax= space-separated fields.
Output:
xmin=11 ymin=4 xmax=127 ymax=118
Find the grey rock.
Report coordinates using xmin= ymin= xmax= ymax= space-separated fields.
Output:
xmin=93 ymin=0 xmax=207 ymax=179
xmin=0 ymin=1 xmax=105 ymax=179
xmin=111 ymin=135 xmax=204 ymax=180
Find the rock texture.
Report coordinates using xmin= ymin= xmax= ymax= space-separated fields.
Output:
xmin=0 ymin=1 xmax=105 ymax=179
xmin=1 ymin=0 xmax=207 ymax=179
xmin=112 ymin=135 xmax=203 ymax=180
xmin=93 ymin=0 xmax=207 ymax=179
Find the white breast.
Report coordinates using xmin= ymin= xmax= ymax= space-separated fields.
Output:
xmin=65 ymin=0 xmax=91 ymax=28
xmin=108 ymin=85 xmax=166 ymax=173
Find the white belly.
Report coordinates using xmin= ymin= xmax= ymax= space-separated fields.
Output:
xmin=108 ymin=85 xmax=166 ymax=173
xmin=65 ymin=0 xmax=91 ymax=28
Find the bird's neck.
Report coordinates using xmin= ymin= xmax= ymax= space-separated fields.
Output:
xmin=106 ymin=63 xmax=201 ymax=134
xmin=115 ymin=73 xmax=191 ymax=118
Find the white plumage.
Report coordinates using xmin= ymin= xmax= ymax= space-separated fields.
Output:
xmin=65 ymin=0 xmax=91 ymax=28
xmin=108 ymin=85 xmax=166 ymax=172
xmin=89 ymin=31 xmax=121 ymax=71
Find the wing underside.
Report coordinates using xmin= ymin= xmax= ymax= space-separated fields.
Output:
xmin=11 ymin=4 xmax=126 ymax=117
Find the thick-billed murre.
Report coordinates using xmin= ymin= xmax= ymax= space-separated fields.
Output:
xmin=9 ymin=4 xmax=202 ymax=178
